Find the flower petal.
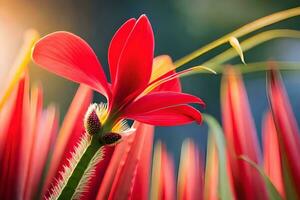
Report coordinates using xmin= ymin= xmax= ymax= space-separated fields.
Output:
xmin=150 ymin=141 xmax=176 ymax=200
xmin=151 ymin=55 xmax=181 ymax=92
xmin=267 ymin=69 xmax=300 ymax=198
xmin=0 ymin=75 xmax=27 ymax=199
xmin=221 ymin=67 xmax=266 ymax=200
xmin=97 ymin=122 xmax=154 ymax=199
xmin=108 ymin=123 xmax=153 ymax=199
xmin=24 ymin=105 xmax=58 ymax=200
xmin=125 ymin=105 xmax=202 ymax=126
xmin=112 ymin=15 xmax=154 ymax=109
xmin=122 ymin=91 xmax=204 ymax=117
xmin=178 ymin=139 xmax=204 ymax=200
xmin=262 ymin=111 xmax=285 ymax=198
xmin=20 ymin=85 xmax=59 ymax=200
xmin=97 ymin=138 xmax=133 ymax=199
xmin=32 ymin=31 xmax=111 ymax=98
xmin=108 ymin=18 xmax=136 ymax=85
xmin=131 ymin=124 xmax=154 ymax=200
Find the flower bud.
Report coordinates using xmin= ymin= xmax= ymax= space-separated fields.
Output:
xmin=101 ymin=132 xmax=122 ymax=145
xmin=84 ymin=104 xmax=102 ymax=135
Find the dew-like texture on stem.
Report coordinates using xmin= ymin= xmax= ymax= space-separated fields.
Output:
xmin=43 ymin=85 xmax=92 ymax=197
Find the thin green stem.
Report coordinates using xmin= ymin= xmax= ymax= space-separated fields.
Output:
xmin=203 ymin=29 xmax=300 ymax=67
xmin=57 ymin=136 xmax=102 ymax=200
xmin=173 ymin=7 xmax=300 ymax=68
xmin=178 ymin=62 xmax=300 ymax=78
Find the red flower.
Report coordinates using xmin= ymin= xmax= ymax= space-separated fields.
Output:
xmin=32 ymin=15 xmax=204 ymax=126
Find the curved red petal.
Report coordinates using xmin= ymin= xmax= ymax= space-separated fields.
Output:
xmin=108 ymin=123 xmax=153 ymax=199
xmin=221 ymin=67 xmax=266 ymax=200
xmin=32 ymin=31 xmax=111 ymax=98
xmin=178 ymin=140 xmax=204 ymax=200
xmin=151 ymin=55 xmax=181 ymax=92
xmin=131 ymin=124 xmax=154 ymax=200
xmin=262 ymin=111 xmax=285 ymax=198
xmin=96 ymin=122 xmax=154 ymax=200
xmin=122 ymin=91 xmax=205 ymax=117
xmin=267 ymin=69 xmax=300 ymax=197
xmin=151 ymin=142 xmax=176 ymax=200
xmin=0 ymin=76 xmax=26 ymax=199
xmin=152 ymin=70 xmax=181 ymax=92
xmin=112 ymin=15 xmax=154 ymax=109
xmin=125 ymin=105 xmax=202 ymax=126
xmin=108 ymin=18 xmax=136 ymax=85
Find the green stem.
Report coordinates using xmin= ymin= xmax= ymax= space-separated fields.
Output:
xmin=57 ymin=136 xmax=102 ymax=200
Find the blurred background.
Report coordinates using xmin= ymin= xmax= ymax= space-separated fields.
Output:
xmin=1 ymin=0 xmax=300 ymax=171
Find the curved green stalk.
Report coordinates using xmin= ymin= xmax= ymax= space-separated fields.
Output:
xmin=232 ymin=62 xmax=300 ymax=74
xmin=178 ymin=29 xmax=300 ymax=76
xmin=159 ymin=29 xmax=300 ymax=82
xmin=203 ymin=29 xmax=300 ymax=68
xmin=186 ymin=62 xmax=300 ymax=75
xmin=57 ymin=136 xmax=102 ymax=200
xmin=174 ymin=7 xmax=300 ymax=68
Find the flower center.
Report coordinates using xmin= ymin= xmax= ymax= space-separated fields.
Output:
xmin=84 ymin=103 xmax=131 ymax=145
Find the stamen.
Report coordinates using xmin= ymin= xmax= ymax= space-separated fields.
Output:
xmin=112 ymin=119 xmax=130 ymax=133
xmin=95 ymin=103 xmax=109 ymax=123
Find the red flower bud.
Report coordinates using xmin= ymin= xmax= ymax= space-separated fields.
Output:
xmin=84 ymin=104 xmax=102 ymax=135
xmin=101 ymin=132 xmax=122 ymax=145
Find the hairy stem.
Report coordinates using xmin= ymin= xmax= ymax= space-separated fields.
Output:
xmin=57 ymin=136 xmax=102 ymax=200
